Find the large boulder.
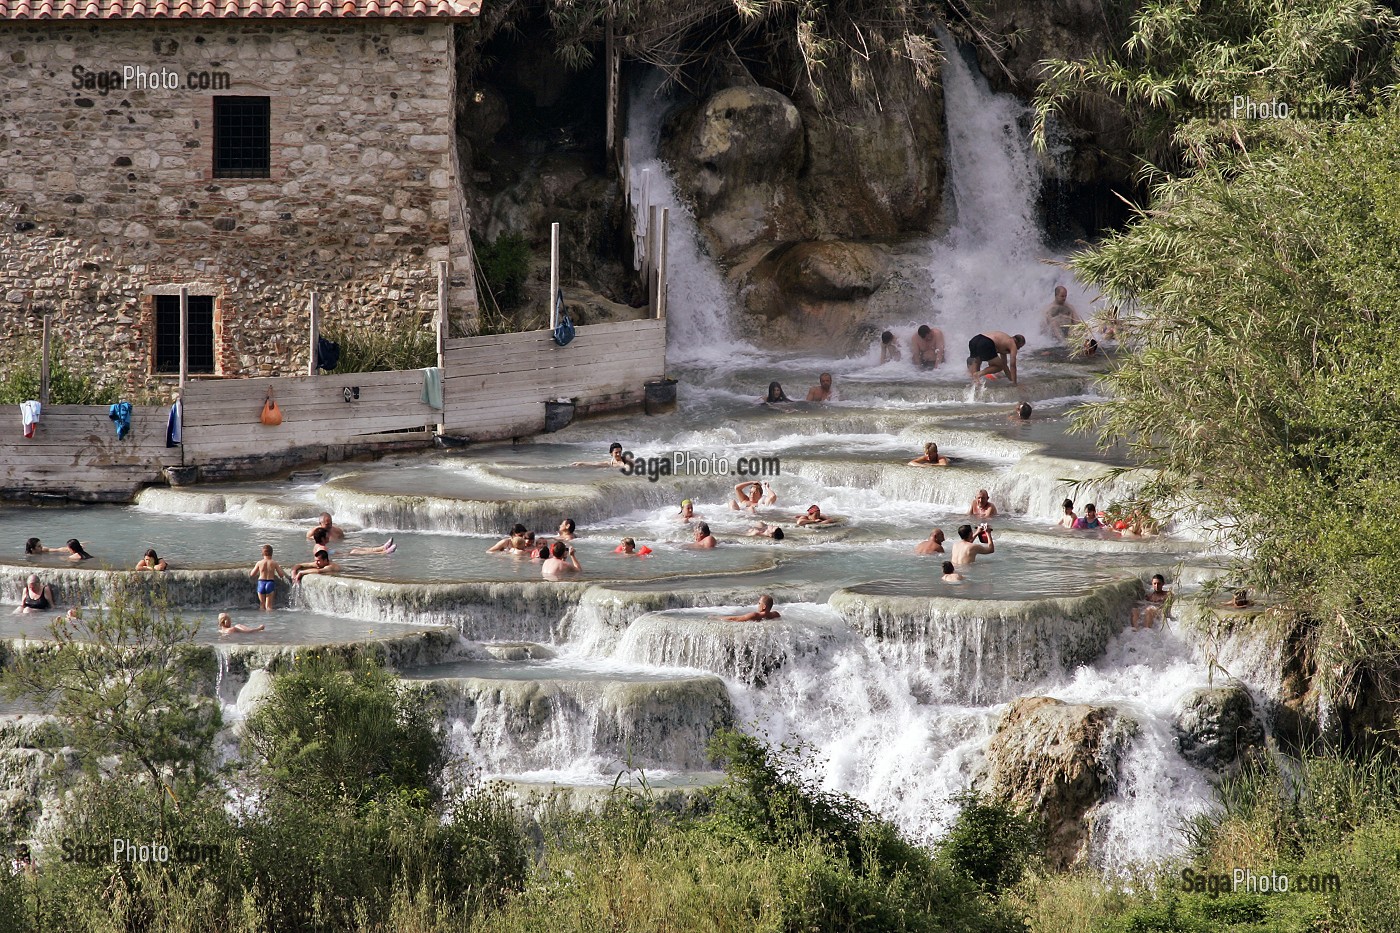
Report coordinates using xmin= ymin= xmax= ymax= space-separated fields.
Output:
xmin=979 ymin=696 xmax=1135 ymax=868
xmin=1173 ymin=681 xmax=1266 ymax=775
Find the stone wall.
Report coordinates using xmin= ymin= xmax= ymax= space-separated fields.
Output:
xmin=0 ymin=19 xmax=459 ymax=393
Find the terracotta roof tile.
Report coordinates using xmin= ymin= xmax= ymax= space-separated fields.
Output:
xmin=0 ymin=0 xmax=478 ymax=17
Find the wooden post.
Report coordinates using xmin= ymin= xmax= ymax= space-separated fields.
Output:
xmin=647 ymin=204 xmax=660 ymax=317
xmin=307 ymin=292 xmax=321 ymax=376
xmin=178 ymin=285 xmax=189 ymax=389
xmin=548 ymin=222 xmax=560 ymax=332
xmin=657 ymin=208 xmax=669 ymax=320
xmin=39 ymin=314 xmax=51 ymax=406
xmin=435 ymin=260 xmax=448 ymax=368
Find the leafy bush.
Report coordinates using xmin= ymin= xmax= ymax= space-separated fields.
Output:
xmin=0 ymin=335 xmax=119 ymax=405
xmin=938 ymin=791 xmax=1044 ymax=894
xmin=319 ymin=318 xmax=436 ymax=374
xmin=241 ymin=653 xmax=443 ymax=807
xmin=472 ymin=232 xmax=531 ymax=315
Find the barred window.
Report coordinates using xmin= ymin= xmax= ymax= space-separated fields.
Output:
xmin=213 ymin=96 xmax=270 ymax=179
xmin=154 ymin=295 xmax=216 ymax=374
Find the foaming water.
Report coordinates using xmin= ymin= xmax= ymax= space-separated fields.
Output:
xmin=626 ymin=75 xmax=740 ymax=356
xmin=921 ymin=28 xmax=1100 ymax=355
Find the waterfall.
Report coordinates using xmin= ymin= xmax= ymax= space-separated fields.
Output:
xmin=624 ymin=73 xmax=744 ymax=357
xmin=923 ymin=28 xmax=1097 ymax=351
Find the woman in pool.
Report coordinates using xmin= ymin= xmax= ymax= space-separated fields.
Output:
xmin=218 ymin=612 xmax=265 ymax=635
xmin=558 ymin=518 xmax=577 ymax=541
xmin=64 ymin=539 xmax=94 ymax=561
xmin=675 ymin=499 xmax=700 ymax=523
xmin=14 ymin=575 xmax=55 ymax=614
xmin=721 ymin=595 xmax=781 ymax=622
xmin=134 ymin=549 xmax=168 ymax=572
xmin=571 ymin=442 xmax=626 ymax=468
xmin=941 ymin=561 xmax=964 ymax=583
xmin=25 ymin=538 xmax=75 ymax=557
xmin=688 ymin=523 xmax=717 ymax=549
xmin=310 ymin=525 xmax=395 ymax=557
xmin=1072 ymin=504 xmax=1104 ymax=530
xmin=908 ymin=443 xmax=951 ymax=467
xmin=968 ymin=491 xmax=998 ymax=520
xmin=762 ymin=382 xmax=790 ymax=405
xmin=541 ymin=541 xmax=581 ymax=577
xmin=795 ymin=505 xmax=834 ymax=527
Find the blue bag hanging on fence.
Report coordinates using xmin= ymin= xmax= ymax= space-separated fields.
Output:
xmin=108 ymin=401 xmax=132 ymax=440
xmin=551 ymin=290 xmax=575 ymax=347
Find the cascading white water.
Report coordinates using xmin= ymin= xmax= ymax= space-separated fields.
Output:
xmin=624 ymin=75 xmax=743 ymax=356
xmin=922 ymin=28 xmax=1098 ymax=351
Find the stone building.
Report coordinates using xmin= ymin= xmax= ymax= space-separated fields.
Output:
xmin=0 ymin=0 xmax=481 ymax=391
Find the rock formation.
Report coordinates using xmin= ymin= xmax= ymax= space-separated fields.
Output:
xmin=1173 ymin=681 xmax=1265 ymax=775
xmin=979 ymin=695 xmax=1135 ymax=867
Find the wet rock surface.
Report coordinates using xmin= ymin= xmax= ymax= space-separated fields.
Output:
xmin=1173 ymin=681 xmax=1265 ymax=774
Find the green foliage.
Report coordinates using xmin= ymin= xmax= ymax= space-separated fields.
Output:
xmin=472 ymin=230 xmax=531 ymax=316
xmin=1033 ymin=0 xmax=1400 ymax=172
xmin=1068 ymin=111 xmax=1400 ymax=701
xmin=319 ymin=318 xmax=436 ymax=374
xmin=938 ymin=791 xmax=1044 ymax=894
xmin=0 ymin=582 xmax=220 ymax=800
xmin=0 ymin=335 xmax=120 ymax=405
xmin=241 ymin=653 xmax=444 ymax=807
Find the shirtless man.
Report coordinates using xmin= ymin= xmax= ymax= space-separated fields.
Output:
xmin=967 ymin=331 xmax=1025 ymax=386
xmin=1130 ymin=574 xmax=1170 ymax=630
xmin=721 ymin=595 xmax=781 ymax=622
xmin=806 ymin=373 xmax=834 ymax=402
xmin=969 ymin=490 xmax=998 ymax=519
xmin=1042 ymin=286 xmax=1082 ymax=343
xmin=541 ymin=541 xmax=582 ymax=577
xmin=914 ymin=528 xmax=946 ymax=555
xmin=307 ymin=512 xmax=346 ymax=544
xmin=688 ymin=522 xmax=718 ymax=549
xmin=293 ymin=548 xmax=341 ymax=583
xmin=911 ymin=325 xmax=946 ymax=368
xmin=950 ymin=524 xmax=995 ymax=566
xmin=729 ymin=481 xmax=777 ymax=512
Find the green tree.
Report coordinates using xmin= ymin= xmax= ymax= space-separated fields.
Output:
xmin=1068 ymin=111 xmax=1400 ymax=711
xmin=1033 ymin=0 xmax=1399 ymax=172
xmin=1 ymin=582 xmax=221 ymax=823
xmin=0 ymin=335 xmax=120 ymax=405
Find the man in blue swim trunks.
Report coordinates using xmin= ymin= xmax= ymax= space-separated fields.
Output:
xmin=967 ymin=331 xmax=1025 ymax=386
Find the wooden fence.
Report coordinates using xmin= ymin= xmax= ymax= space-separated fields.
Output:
xmin=442 ymin=318 xmax=667 ymax=439
xmin=0 ymin=318 xmax=668 ymax=499
xmin=0 ymin=405 xmax=181 ymax=501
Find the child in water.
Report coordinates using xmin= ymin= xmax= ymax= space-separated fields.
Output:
xmin=249 ymin=545 xmax=290 ymax=611
xmin=218 ymin=612 xmax=265 ymax=635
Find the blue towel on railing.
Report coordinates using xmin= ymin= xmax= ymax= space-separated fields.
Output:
xmin=166 ymin=400 xmax=182 ymax=447
xmin=109 ymin=401 xmax=132 ymax=440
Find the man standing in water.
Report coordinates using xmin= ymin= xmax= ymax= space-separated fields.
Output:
xmin=806 ymin=373 xmax=834 ymax=402
xmin=951 ymin=523 xmax=995 ymax=565
xmin=1042 ymin=286 xmax=1082 ymax=343
xmin=911 ymin=325 xmax=946 ymax=368
xmin=967 ymin=331 xmax=1025 ymax=386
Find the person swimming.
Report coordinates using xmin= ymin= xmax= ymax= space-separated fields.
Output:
xmin=571 ymin=443 xmax=626 ymax=468
xmin=135 ymin=549 xmax=168 ymax=572
xmin=1072 ymin=504 xmax=1104 ymax=530
xmin=65 ymin=539 xmax=93 ymax=561
xmin=1058 ymin=499 xmax=1078 ymax=528
xmin=796 ymin=505 xmax=833 ymax=527
xmin=879 ymin=330 xmax=902 ymax=364
xmin=542 ymin=540 xmax=582 ymax=577
xmin=488 ymin=524 xmax=534 ymax=553
xmin=676 ymin=499 xmax=700 ymax=523
xmin=746 ymin=523 xmax=785 ymax=540
xmin=941 ymin=561 xmax=964 ymax=583
xmin=729 ymin=481 xmax=776 ymax=511
xmin=558 ymin=518 xmax=577 ymax=541
xmin=763 ymin=382 xmax=791 ymax=404
xmin=720 ymin=595 xmax=781 ymax=622
xmin=25 ymin=537 xmax=74 ymax=557
xmin=968 ymin=491 xmax=997 ymax=519
xmin=689 ymin=522 xmax=717 ymax=548
xmin=615 ymin=537 xmax=653 ymax=556
xmin=914 ymin=528 xmax=945 ymax=555
xmin=14 ymin=574 xmax=55 ymax=614
xmin=909 ymin=442 xmax=950 ymax=467
xmin=218 ymin=612 xmax=266 ymax=635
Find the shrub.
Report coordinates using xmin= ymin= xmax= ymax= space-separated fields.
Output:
xmin=472 ymin=232 xmax=531 ymax=315
xmin=0 ymin=335 xmax=119 ymax=405
xmin=939 ymin=791 xmax=1044 ymax=895
xmin=319 ymin=318 xmax=436 ymax=374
